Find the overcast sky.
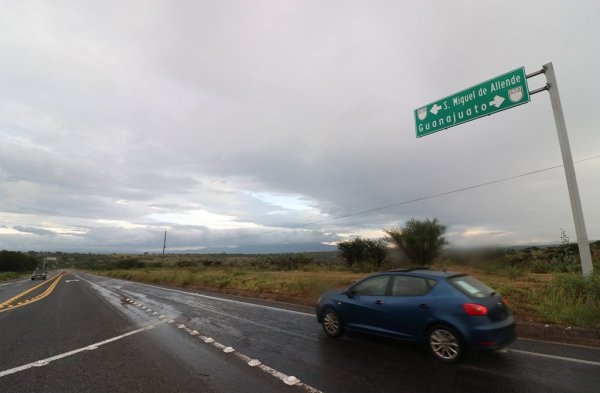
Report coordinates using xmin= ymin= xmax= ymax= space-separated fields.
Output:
xmin=1 ymin=0 xmax=599 ymax=253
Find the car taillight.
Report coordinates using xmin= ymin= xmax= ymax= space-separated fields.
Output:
xmin=502 ymin=297 xmax=509 ymax=306
xmin=463 ymin=303 xmax=488 ymax=316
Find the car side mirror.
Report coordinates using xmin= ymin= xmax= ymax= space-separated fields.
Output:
xmin=346 ymin=290 xmax=356 ymax=299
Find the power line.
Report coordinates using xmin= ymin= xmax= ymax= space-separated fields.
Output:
xmin=211 ymin=154 xmax=600 ymax=245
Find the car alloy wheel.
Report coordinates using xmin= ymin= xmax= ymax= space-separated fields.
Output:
xmin=428 ymin=326 xmax=463 ymax=363
xmin=322 ymin=309 xmax=343 ymax=337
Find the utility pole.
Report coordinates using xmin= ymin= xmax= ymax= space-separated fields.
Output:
xmin=162 ymin=231 xmax=167 ymax=264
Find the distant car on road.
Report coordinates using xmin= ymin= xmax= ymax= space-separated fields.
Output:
xmin=31 ymin=269 xmax=47 ymax=280
xmin=316 ymin=268 xmax=516 ymax=363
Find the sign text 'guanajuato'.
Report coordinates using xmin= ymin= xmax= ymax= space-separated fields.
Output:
xmin=415 ymin=67 xmax=530 ymax=137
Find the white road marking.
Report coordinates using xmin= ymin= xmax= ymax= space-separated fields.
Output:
xmin=518 ymin=337 xmax=600 ymax=351
xmin=73 ymin=274 xmax=321 ymax=390
xmin=97 ymin=275 xmax=314 ymax=317
xmin=0 ymin=279 xmax=29 ymax=288
xmin=284 ymin=376 xmax=301 ymax=386
xmin=509 ymin=349 xmax=600 ymax=367
xmin=192 ymin=330 xmax=320 ymax=391
xmin=79 ymin=272 xmax=600 ymax=392
xmin=79 ymin=273 xmax=318 ymax=343
xmin=77 ymin=274 xmax=325 ymax=393
xmin=213 ymin=342 xmax=226 ymax=350
xmin=0 ymin=322 xmax=163 ymax=378
xmin=258 ymin=363 xmax=299 ymax=386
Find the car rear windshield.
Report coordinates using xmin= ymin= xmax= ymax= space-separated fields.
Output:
xmin=448 ymin=275 xmax=496 ymax=298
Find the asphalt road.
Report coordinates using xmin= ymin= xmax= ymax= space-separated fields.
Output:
xmin=1 ymin=271 xmax=599 ymax=393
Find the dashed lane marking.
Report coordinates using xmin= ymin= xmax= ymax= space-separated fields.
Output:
xmin=80 ymin=272 xmax=600 ymax=390
xmin=76 ymin=274 xmax=324 ymax=392
xmin=0 ymin=322 xmax=164 ymax=378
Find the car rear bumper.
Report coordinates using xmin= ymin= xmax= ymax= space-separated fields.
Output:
xmin=468 ymin=320 xmax=517 ymax=351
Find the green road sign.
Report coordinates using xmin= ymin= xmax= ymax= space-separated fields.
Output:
xmin=415 ymin=67 xmax=530 ymax=138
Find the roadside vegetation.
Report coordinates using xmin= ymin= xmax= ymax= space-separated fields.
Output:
xmin=384 ymin=218 xmax=447 ymax=266
xmin=0 ymin=250 xmax=40 ymax=280
xmin=49 ymin=238 xmax=599 ymax=329
xmin=0 ymin=271 xmax=22 ymax=281
xmin=2 ymin=227 xmax=600 ymax=329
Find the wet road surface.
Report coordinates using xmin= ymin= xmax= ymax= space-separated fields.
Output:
xmin=1 ymin=271 xmax=599 ymax=392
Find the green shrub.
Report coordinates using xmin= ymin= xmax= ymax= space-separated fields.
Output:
xmin=385 ymin=218 xmax=447 ymax=266
xmin=0 ymin=250 xmax=39 ymax=272
xmin=176 ymin=260 xmax=195 ymax=268
xmin=531 ymin=258 xmax=554 ymax=273
xmin=350 ymin=262 xmax=378 ymax=273
xmin=114 ymin=257 xmax=145 ymax=269
xmin=338 ymin=238 xmax=388 ymax=268
xmin=0 ymin=271 xmax=21 ymax=281
xmin=532 ymin=272 xmax=600 ymax=328
xmin=264 ymin=255 xmax=314 ymax=270
xmin=499 ymin=266 xmax=525 ymax=279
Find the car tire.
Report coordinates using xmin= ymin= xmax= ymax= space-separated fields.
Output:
xmin=321 ymin=309 xmax=343 ymax=338
xmin=427 ymin=325 xmax=464 ymax=363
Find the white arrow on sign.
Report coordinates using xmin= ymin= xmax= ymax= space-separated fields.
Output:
xmin=429 ymin=104 xmax=442 ymax=115
xmin=489 ymin=95 xmax=505 ymax=108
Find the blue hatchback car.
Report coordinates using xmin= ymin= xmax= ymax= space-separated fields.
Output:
xmin=316 ymin=268 xmax=516 ymax=363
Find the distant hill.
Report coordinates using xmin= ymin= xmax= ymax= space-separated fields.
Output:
xmin=185 ymin=242 xmax=338 ymax=254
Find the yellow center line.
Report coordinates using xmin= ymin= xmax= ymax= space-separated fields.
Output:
xmin=0 ymin=272 xmax=65 ymax=313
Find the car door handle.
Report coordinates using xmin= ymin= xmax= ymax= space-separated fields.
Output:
xmin=419 ymin=304 xmax=429 ymax=309
xmin=375 ymin=300 xmax=384 ymax=305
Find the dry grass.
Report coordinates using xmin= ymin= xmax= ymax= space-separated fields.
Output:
xmin=0 ymin=271 xmax=22 ymax=281
xmin=100 ymin=264 xmax=600 ymax=328
xmin=103 ymin=268 xmax=364 ymax=304
xmin=101 ymin=264 xmax=546 ymax=317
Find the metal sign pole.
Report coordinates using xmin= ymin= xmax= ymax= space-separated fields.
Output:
xmin=543 ymin=62 xmax=593 ymax=277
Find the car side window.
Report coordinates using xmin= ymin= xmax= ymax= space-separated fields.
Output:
xmin=390 ymin=276 xmax=432 ymax=296
xmin=352 ymin=275 xmax=389 ymax=296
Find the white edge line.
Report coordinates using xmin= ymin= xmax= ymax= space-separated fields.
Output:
xmin=509 ymin=349 xmax=600 ymax=367
xmin=83 ymin=273 xmax=600 ymax=358
xmin=0 ymin=279 xmax=30 ymax=287
xmin=517 ymin=337 xmax=600 ymax=351
xmin=82 ymin=273 xmax=314 ymax=317
xmin=0 ymin=322 xmax=164 ymax=378
xmin=140 ymin=283 xmax=314 ymax=316
xmin=69 ymin=273 xmax=600 ymax=389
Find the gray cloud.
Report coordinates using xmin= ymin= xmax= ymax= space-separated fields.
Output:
xmin=1 ymin=1 xmax=599 ymax=253
xmin=13 ymin=226 xmax=56 ymax=237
